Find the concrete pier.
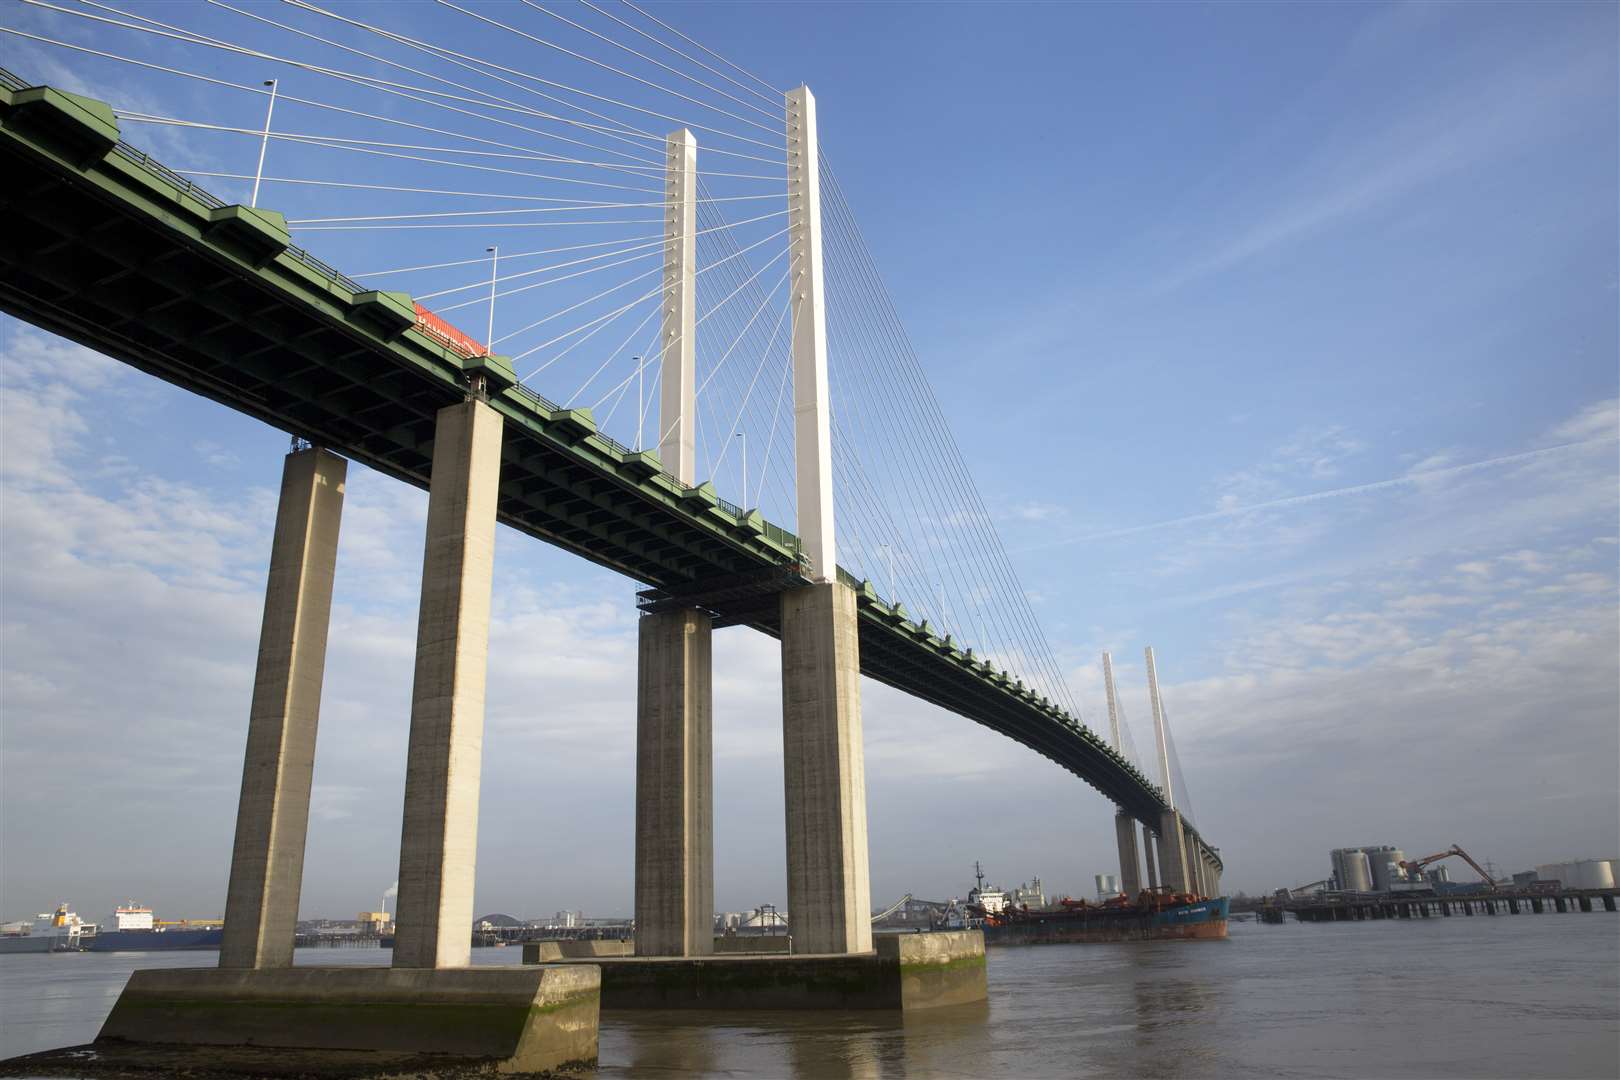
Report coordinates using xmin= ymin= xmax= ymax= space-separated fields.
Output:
xmin=93 ymin=966 xmax=599 ymax=1074
xmin=634 ymin=608 xmax=714 ymax=956
xmin=394 ymin=399 xmax=504 ymax=970
xmin=1157 ymin=809 xmax=1192 ymax=893
xmin=780 ymin=580 xmax=872 ymax=955
xmin=527 ymin=931 xmax=986 ymax=1011
xmin=1143 ymin=829 xmax=1159 ymax=891
xmin=1114 ymin=812 xmax=1142 ymax=896
xmin=1284 ymin=888 xmax=1619 ymax=924
xmin=220 ymin=447 xmax=346 ymax=970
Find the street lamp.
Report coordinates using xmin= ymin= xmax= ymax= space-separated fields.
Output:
xmin=634 ymin=356 xmax=644 ymax=449
xmin=485 ymin=245 xmax=499 ymax=351
xmin=250 ymin=79 xmax=278 ymax=207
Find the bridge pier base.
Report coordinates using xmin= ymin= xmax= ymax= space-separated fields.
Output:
xmin=780 ymin=580 xmax=872 ymax=955
xmin=1114 ymin=812 xmax=1142 ymax=896
xmin=86 ymin=966 xmax=599 ymax=1075
xmin=393 ymin=399 xmax=504 ymax=970
xmin=219 ymin=447 xmax=346 ymax=970
xmin=634 ymin=608 xmax=714 ymax=956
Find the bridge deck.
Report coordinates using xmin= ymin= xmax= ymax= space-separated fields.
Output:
xmin=0 ymin=75 xmax=1216 ymax=865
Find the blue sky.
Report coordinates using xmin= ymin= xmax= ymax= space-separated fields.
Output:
xmin=1 ymin=1 xmax=1616 ymax=921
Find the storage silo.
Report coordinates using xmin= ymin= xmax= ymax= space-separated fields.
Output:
xmin=1363 ymin=846 xmax=1405 ymax=892
xmin=1536 ymin=860 xmax=1617 ymax=890
xmin=1332 ymin=848 xmax=1373 ymax=892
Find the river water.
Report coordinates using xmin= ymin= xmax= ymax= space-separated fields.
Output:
xmin=1 ymin=915 xmax=1616 ymax=1078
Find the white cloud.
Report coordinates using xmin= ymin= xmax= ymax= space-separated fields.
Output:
xmin=1153 ymin=29 xmax=1614 ymax=291
xmin=1546 ymin=398 xmax=1619 ymax=445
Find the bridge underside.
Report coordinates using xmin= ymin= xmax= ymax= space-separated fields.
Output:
xmin=0 ymin=79 xmax=1216 ymax=866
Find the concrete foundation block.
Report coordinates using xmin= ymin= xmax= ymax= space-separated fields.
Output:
xmin=525 ymin=930 xmax=985 ymax=1011
xmin=712 ymin=935 xmax=792 ymax=954
xmin=877 ymin=930 xmax=989 ymax=1009
xmin=522 ymin=940 xmax=634 ymax=963
xmin=94 ymin=965 xmax=599 ymax=1075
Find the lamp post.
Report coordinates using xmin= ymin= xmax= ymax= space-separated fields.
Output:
xmin=485 ymin=245 xmax=499 ymax=352
xmin=634 ymin=356 xmax=644 ymax=450
xmin=250 ymin=79 xmax=278 ymax=207
xmin=736 ymin=431 xmax=747 ymax=507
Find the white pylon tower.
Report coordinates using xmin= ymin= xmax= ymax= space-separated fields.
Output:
xmin=785 ymin=86 xmax=835 ymax=582
xmin=1102 ymin=650 xmax=1122 ymax=753
xmin=1103 ymin=649 xmax=1127 ymax=812
xmin=659 ymin=128 xmax=697 ymax=484
xmin=1145 ymin=645 xmax=1175 ymax=809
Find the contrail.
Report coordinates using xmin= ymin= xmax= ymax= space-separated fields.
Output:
xmin=1012 ymin=436 xmax=1616 ymax=554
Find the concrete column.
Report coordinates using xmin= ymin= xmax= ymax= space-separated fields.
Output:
xmin=1157 ymin=810 xmax=1192 ymax=893
xmin=1143 ymin=828 xmax=1159 ymax=891
xmin=633 ymin=608 xmax=714 ymax=956
xmin=393 ymin=399 xmax=503 ymax=969
xmin=1114 ymin=812 xmax=1141 ymax=896
xmin=780 ymin=580 xmax=871 ymax=954
xmin=220 ymin=448 xmax=346 ymax=970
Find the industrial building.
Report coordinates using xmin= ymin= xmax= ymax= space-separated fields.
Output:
xmin=1535 ymin=860 xmax=1617 ymax=890
xmin=1331 ymin=848 xmax=1374 ymax=893
xmin=1311 ymin=847 xmax=1620 ymax=898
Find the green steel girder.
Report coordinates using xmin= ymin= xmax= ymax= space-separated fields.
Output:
xmin=0 ymin=79 xmax=1222 ymax=871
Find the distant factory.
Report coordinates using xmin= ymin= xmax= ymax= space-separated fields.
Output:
xmin=1279 ymin=845 xmax=1619 ymax=899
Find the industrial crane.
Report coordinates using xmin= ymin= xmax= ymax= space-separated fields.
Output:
xmin=1400 ymin=845 xmax=1497 ymax=890
xmin=870 ymin=894 xmax=914 ymax=923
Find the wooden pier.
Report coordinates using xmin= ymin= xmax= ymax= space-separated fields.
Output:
xmin=1263 ymin=888 xmax=1618 ymax=923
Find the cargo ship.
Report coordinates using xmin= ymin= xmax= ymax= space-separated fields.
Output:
xmin=84 ymin=905 xmax=223 ymax=952
xmin=0 ymin=904 xmax=92 ymax=954
xmin=975 ymin=890 xmax=1229 ymax=944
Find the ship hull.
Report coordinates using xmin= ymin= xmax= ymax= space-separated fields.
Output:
xmin=982 ymin=897 xmax=1229 ymax=945
xmin=87 ymin=929 xmax=223 ymax=952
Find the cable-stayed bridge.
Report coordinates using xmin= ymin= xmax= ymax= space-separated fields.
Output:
xmin=0 ymin=0 xmax=1220 ymax=1029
